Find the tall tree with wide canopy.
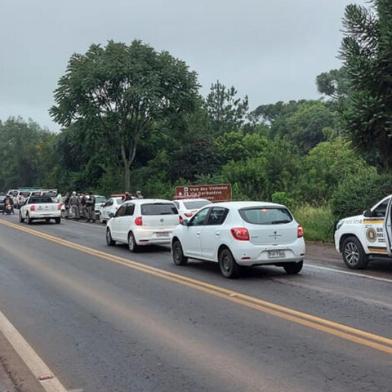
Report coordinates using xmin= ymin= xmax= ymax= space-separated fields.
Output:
xmin=50 ymin=40 xmax=199 ymax=191
xmin=340 ymin=0 xmax=392 ymax=169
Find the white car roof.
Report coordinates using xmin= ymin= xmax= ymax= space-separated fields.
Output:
xmin=124 ymin=199 xmax=175 ymax=204
xmin=212 ymin=201 xmax=285 ymax=209
xmin=174 ymin=198 xmax=211 ymax=202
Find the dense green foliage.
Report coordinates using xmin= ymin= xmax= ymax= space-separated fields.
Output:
xmin=1 ymin=1 xmax=392 ymax=242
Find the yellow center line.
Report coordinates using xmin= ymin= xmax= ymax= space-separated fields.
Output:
xmin=1 ymin=219 xmax=392 ymax=355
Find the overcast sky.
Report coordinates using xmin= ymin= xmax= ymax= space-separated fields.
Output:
xmin=0 ymin=0 xmax=365 ymax=130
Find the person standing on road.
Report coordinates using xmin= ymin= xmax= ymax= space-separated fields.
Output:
xmin=136 ymin=190 xmax=143 ymax=199
xmin=86 ymin=193 xmax=96 ymax=223
xmin=123 ymin=192 xmax=132 ymax=201
xmin=80 ymin=193 xmax=87 ymax=220
xmin=69 ymin=192 xmax=80 ymax=220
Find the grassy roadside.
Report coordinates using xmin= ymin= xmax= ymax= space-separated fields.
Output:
xmin=293 ymin=204 xmax=335 ymax=243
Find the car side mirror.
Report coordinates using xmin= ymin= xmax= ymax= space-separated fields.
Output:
xmin=363 ymin=209 xmax=373 ymax=218
xmin=182 ymin=219 xmax=190 ymax=226
xmin=108 ymin=212 xmax=115 ymax=218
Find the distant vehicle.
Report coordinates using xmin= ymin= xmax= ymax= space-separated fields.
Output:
xmin=173 ymin=198 xmax=211 ymax=221
xmin=94 ymin=195 xmax=107 ymax=219
xmin=171 ymin=201 xmax=305 ymax=278
xmin=0 ymin=195 xmax=6 ymax=213
xmin=19 ymin=195 xmax=62 ymax=224
xmin=334 ymin=195 xmax=392 ymax=269
xmin=106 ymin=199 xmax=179 ymax=252
xmin=15 ymin=191 xmax=32 ymax=208
xmin=99 ymin=197 xmax=123 ymax=223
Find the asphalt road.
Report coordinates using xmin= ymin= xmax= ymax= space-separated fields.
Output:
xmin=0 ymin=215 xmax=391 ymax=392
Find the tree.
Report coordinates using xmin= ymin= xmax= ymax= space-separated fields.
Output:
xmin=340 ymin=0 xmax=392 ymax=169
xmin=50 ymin=40 xmax=199 ymax=191
xmin=0 ymin=117 xmax=56 ymax=190
xmin=205 ymin=81 xmax=249 ymax=134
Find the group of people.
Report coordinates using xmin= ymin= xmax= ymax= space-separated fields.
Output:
xmin=63 ymin=192 xmax=96 ymax=222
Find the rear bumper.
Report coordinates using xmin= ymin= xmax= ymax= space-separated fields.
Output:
xmin=29 ymin=211 xmax=61 ymax=219
xmin=134 ymin=228 xmax=175 ymax=246
xmin=231 ymin=238 xmax=305 ymax=266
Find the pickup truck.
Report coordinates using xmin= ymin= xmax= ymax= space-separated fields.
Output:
xmin=19 ymin=195 xmax=62 ymax=224
xmin=334 ymin=195 xmax=392 ymax=269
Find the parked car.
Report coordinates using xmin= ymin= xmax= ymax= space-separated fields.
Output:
xmin=171 ymin=201 xmax=305 ymax=278
xmin=99 ymin=197 xmax=123 ymax=223
xmin=334 ymin=195 xmax=392 ymax=269
xmin=106 ymin=199 xmax=180 ymax=251
xmin=94 ymin=195 xmax=107 ymax=219
xmin=19 ymin=195 xmax=62 ymax=224
xmin=173 ymin=198 xmax=211 ymax=221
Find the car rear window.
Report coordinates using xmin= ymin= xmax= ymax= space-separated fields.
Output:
xmin=141 ymin=203 xmax=178 ymax=215
xmin=29 ymin=197 xmax=54 ymax=204
xmin=239 ymin=207 xmax=293 ymax=225
xmin=183 ymin=200 xmax=210 ymax=209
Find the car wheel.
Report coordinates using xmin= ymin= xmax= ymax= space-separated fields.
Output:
xmin=19 ymin=212 xmax=25 ymax=223
xmin=172 ymin=240 xmax=188 ymax=266
xmin=128 ymin=232 xmax=139 ymax=252
xmin=55 ymin=217 xmax=61 ymax=224
xmin=26 ymin=214 xmax=32 ymax=225
xmin=106 ymin=228 xmax=115 ymax=246
xmin=342 ymin=236 xmax=369 ymax=269
xmin=219 ymin=248 xmax=240 ymax=279
xmin=45 ymin=218 xmax=50 ymax=223
xmin=284 ymin=261 xmax=303 ymax=275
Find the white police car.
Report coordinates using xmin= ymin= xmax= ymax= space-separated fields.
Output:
xmin=334 ymin=195 xmax=392 ymax=269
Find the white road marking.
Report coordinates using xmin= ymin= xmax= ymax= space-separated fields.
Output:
xmin=305 ymin=264 xmax=392 ymax=284
xmin=0 ymin=309 xmax=68 ymax=392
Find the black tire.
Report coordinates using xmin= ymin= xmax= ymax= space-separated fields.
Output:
xmin=172 ymin=240 xmax=188 ymax=266
xmin=106 ymin=228 xmax=115 ymax=246
xmin=128 ymin=232 xmax=139 ymax=252
xmin=19 ymin=212 xmax=25 ymax=223
xmin=45 ymin=218 xmax=50 ymax=223
xmin=284 ymin=261 xmax=303 ymax=275
xmin=55 ymin=217 xmax=61 ymax=224
xmin=342 ymin=236 xmax=369 ymax=269
xmin=219 ymin=248 xmax=240 ymax=279
xmin=26 ymin=214 xmax=32 ymax=225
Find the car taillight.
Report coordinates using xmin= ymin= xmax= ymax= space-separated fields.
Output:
xmin=135 ymin=216 xmax=143 ymax=226
xmin=184 ymin=212 xmax=193 ymax=218
xmin=30 ymin=205 xmax=36 ymax=211
xmin=57 ymin=203 xmax=62 ymax=210
xmin=231 ymin=227 xmax=250 ymax=241
xmin=297 ymin=224 xmax=304 ymax=238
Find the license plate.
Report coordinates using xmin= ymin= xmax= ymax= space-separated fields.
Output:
xmin=268 ymin=250 xmax=285 ymax=259
xmin=156 ymin=232 xmax=169 ymax=238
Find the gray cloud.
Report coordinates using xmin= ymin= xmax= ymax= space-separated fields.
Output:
xmin=0 ymin=0 xmax=365 ymax=129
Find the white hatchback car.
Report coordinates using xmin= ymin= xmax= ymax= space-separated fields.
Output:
xmin=173 ymin=198 xmax=211 ymax=221
xmin=171 ymin=201 xmax=305 ymax=278
xmin=19 ymin=195 xmax=62 ymax=224
xmin=106 ymin=199 xmax=180 ymax=251
xmin=99 ymin=197 xmax=123 ymax=223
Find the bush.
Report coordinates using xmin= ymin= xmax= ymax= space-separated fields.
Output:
xmin=330 ymin=172 xmax=392 ymax=219
xmin=294 ymin=204 xmax=335 ymax=242
xmin=271 ymin=192 xmax=296 ymax=210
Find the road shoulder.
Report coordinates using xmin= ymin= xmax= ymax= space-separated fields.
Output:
xmin=0 ymin=331 xmax=45 ymax=392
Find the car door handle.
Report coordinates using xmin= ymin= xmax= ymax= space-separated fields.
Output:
xmin=215 ymin=232 xmax=220 ymax=236
xmin=196 ymin=232 xmax=201 ymax=236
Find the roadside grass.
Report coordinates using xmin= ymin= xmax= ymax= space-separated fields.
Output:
xmin=293 ymin=204 xmax=336 ymax=243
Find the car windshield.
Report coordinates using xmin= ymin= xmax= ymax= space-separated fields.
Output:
xmin=141 ymin=203 xmax=178 ymax=215
xmin=239 ymin=207 xmax=293 ymax=225
xmin=95 ymin=196 xmax=106 ymax=204
xmin=183 ymin=200 xmax=210 ymax=209
xmin=20 ymin=192 xmax=31 ymax=197
xmin=29 ymin=196 xmax=54 ymax=204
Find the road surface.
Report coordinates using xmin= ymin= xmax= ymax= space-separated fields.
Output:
xmin=0 ymin=215 xmax=391 ymax=392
